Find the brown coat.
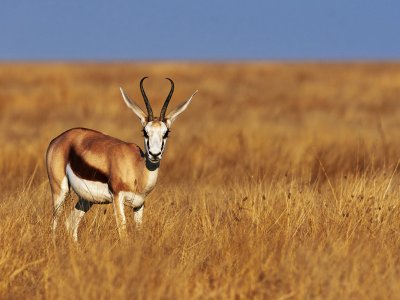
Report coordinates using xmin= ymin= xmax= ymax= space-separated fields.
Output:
xmin=46 ymin=128 xmax=153 ymax=197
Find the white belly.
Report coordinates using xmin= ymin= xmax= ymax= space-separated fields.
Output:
xmin=66 ymin=163 xmax=113 ymax=203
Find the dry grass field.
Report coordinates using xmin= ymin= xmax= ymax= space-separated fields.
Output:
xmin=1 ymin=62 xmax=400 ymax=299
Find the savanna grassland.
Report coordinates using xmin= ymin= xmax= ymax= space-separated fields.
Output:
xmin=1 ymin=62 xmax=400 ymax=299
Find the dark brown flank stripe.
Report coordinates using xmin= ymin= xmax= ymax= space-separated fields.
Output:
xmin=69 ymin=147 xmax=109 ymax=183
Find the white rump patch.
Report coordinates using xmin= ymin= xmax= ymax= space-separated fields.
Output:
xmin=66 ymin=163 xmax=112 ymax=203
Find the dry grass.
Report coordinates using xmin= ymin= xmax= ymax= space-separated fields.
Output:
xmin=1 ymin=62 xmax=400 ymax=299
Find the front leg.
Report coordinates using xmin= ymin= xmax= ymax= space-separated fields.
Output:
xmin=65 ymin=198 xmax=93 ymax=242
xmin=113 ymin=192 xmax=128 ymax=239
xmin=133 ymin=204 xmax=144 ymax=227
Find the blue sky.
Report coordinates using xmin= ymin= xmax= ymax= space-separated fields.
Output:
xmin=0 ymin=0 xmax=399 ymax=60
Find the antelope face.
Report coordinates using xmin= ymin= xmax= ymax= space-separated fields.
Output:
xmin=143 ymin=121 xmax=169 ymax=163
xmin=120 ymin=77 xmax=197 ymax=164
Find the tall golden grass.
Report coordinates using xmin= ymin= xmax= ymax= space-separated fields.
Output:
xmin=1 ymin=62 xmax=400 ymax=299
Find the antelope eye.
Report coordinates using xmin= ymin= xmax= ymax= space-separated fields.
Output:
xmin=143 ymin=129 xmax=149 ymax=138
xmin=163 ymin=130 xmax=170 ymax=139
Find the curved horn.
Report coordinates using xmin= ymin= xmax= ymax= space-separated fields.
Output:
xmin=160 ymin=78 xmax=174 ymax=121
xmin=140 ymin=77 xmax=154 ymax=121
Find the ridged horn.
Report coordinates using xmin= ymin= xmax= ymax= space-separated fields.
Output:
xmin=160 ymin=78 xmax=174 ymax=121
xmin=140 ymin=77 xmax=153 ymax=121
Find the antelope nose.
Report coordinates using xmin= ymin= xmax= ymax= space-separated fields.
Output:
xmin=149 ymin=151 xmax=161 ymax=157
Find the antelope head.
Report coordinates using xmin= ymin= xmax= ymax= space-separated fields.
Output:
xmin=120 ymin=77 xmax=197 ymax=163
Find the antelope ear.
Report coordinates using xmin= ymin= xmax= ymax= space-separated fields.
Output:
xmin=120 ymin=87 xmax=147 ymax=126
xmin=165 ymin=90 xmax=198 ymax=128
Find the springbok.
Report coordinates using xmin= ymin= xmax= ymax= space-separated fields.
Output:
xmin=46 ymin=77 xmax=197 ymax=241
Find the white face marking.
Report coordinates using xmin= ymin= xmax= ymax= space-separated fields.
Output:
xmin=66 ymin=164 xmax=113 ymax=203
xmin=143 ymin=121 xmax=169 ymax=162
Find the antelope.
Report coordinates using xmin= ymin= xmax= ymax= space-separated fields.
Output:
xmin=46 ymin=77 xmax=197 ymax=241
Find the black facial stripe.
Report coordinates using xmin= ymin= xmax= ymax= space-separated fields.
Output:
xmin=163 ymin=129 xmax=170 ymax=139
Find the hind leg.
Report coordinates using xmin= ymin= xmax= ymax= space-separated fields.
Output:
xmin=46 ymin=141 xmax=70 ymax=237
xmin=65 ymin=198 xmax=93 ymax=242
xmin=51 ymin=176 xmax=69 ymax=234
